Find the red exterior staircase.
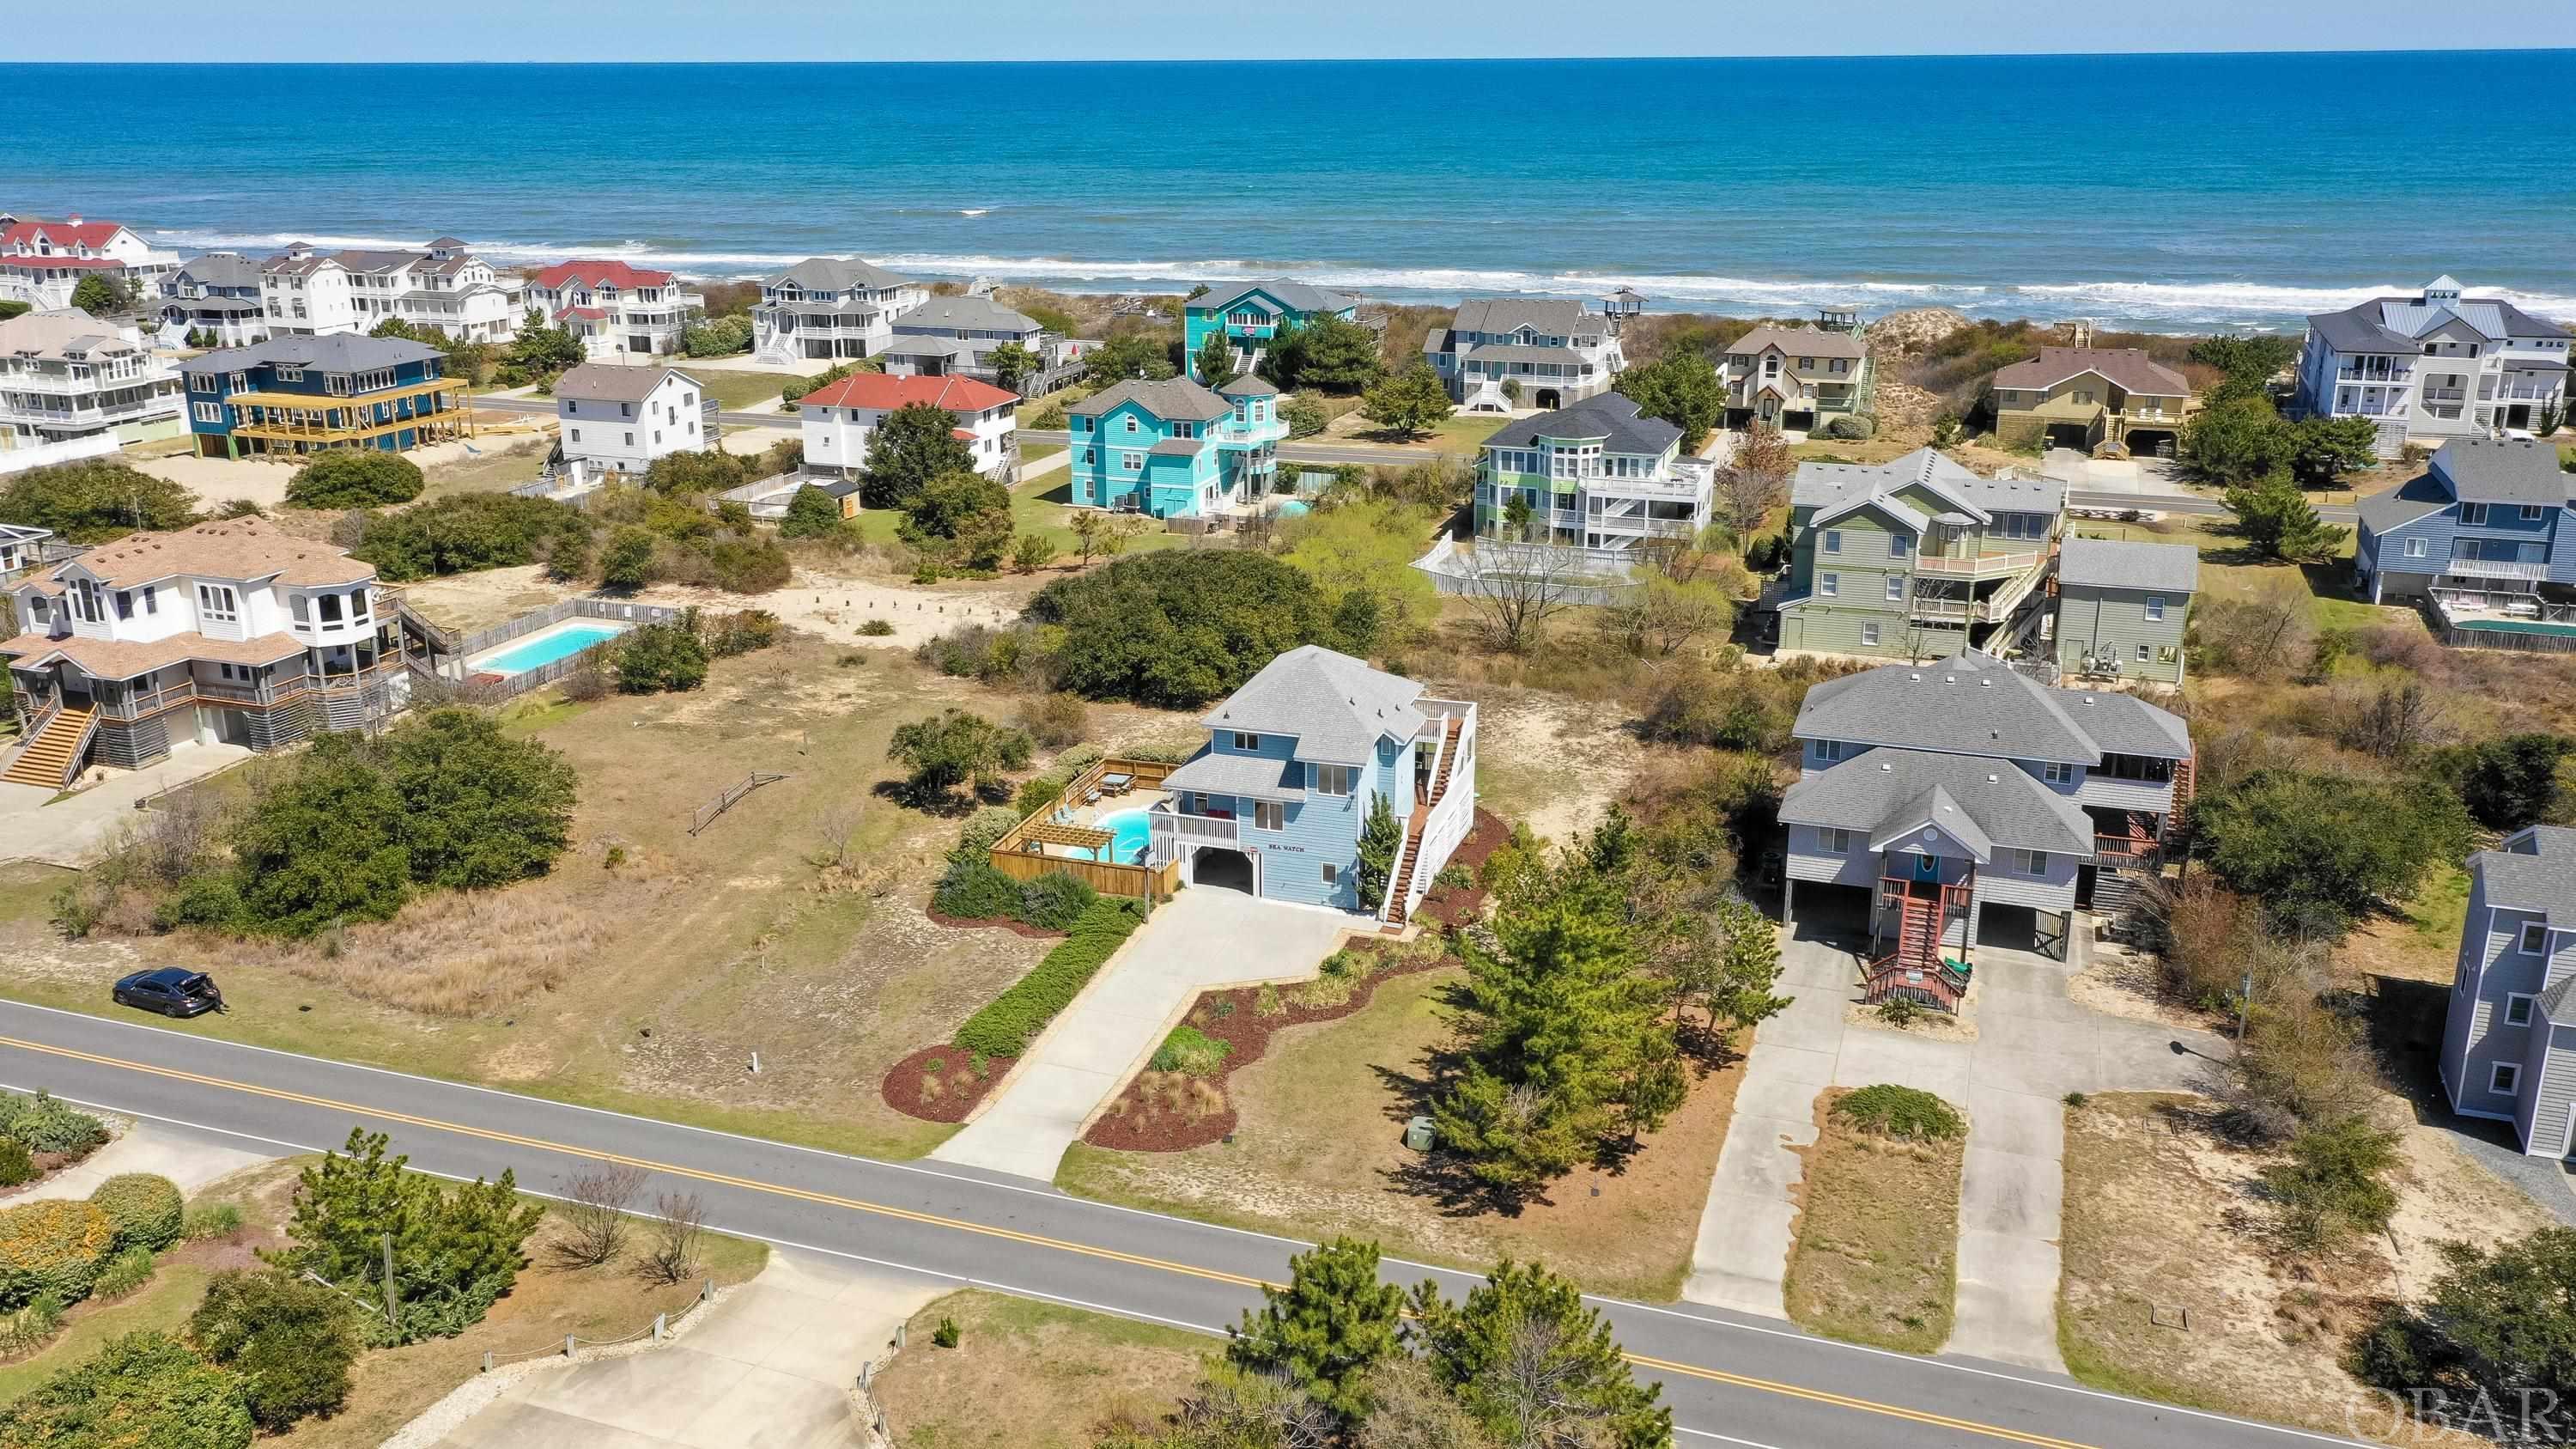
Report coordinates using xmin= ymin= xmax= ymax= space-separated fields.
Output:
xmin=1861 ymin=872 xmax=1974 ymax=1011
xmin=1382 ymin=716 xmax=1466 ymax=928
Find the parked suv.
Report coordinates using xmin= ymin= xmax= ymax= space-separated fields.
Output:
xmin=112 ymin=969 xmax=223 ymax=1019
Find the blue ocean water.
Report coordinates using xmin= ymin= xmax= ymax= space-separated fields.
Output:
xmin=3 ymin=53 xmax=2572 ymax=331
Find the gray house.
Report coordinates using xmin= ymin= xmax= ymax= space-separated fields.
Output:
xmin=1779 ymin=649 xmax=2194 ymax=1007
xmin=2054 ymin=537 xmax=2199 ymax=685
xmin=2440 ymin=825 xmax=2576 ymax=1154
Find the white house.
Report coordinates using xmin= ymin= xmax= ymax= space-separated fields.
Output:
xmin=157 ymin=253 xmax=269 ymax=348
xmin=796 ymin=373 xmax=1017 ymax=485
xmin=0 ymin=308 xmax=185 ymax=449
xmin=2295 ymin=277 xmax=2573 ymax=457
xmin=0 ymin=216 xmax=179 ymax=313
xmin=2 ymin=517 xmax=407 ymax=787
xmin=525 ymin=260 xmax=706 ymax=362
xmin=552 ymin=364 xmax=705 ymax=477
xmin=881 ymin=295 xmax=1093 ymax=394
xmin=1422 ymin=297 xmax=1627 ymax=412
xmin=751 ymin=259 xmax=928 ymax=366
xmin=258 ymin=238 xmax=524 ymax=342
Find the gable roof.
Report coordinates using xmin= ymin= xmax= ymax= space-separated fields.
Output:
xmin=1450 ymin=297 xmax=1590 ymax=337
xmin=1190 ymin=279 xmax=1355 ymax=316
xmin=1065 ymin=377 xmax=1232 ymax=423
xmin=2431 ymin=437 xmax=2571 ymax=506
xmin=1159 ymin=749 xmax=1308 ymax=805
xmin=1215 ymin=373 xmax=1279 ymax=399
xmin=1990 ymin=347 xmax=2190 ymax=398
xmin=2307 ymin=278 xmax=2572 ymax=352
xmin=2354 ymin=470 xmax=2453 ymax=536
xmin=40 ymin=516 xmax=372 ymax=592
xmin=0 ymin=308 xmax=140 ymax=363
xmin=2058 ymin=538 xmax=2200 ymax=594
xmin=1202 ymin=644 xmax=1425 ymax=767
xmin=183 ymin=333 xmax=440 ymax=374
xmin=1 ymin=218 xmax=127 ymax=253
xmin=795 ymin=372 xmax=1016 ymax=414
xmin=529 ymin=259 xmax=675 ymax=290
xmin=1727 ymin=325 xmax=1866 ymax=362
xmin=1485 ymin=392 xmax=1679 ymax=455
xmin=1781 ymin=747 xmax=2095 ymax=857
xmin=170 ymin=252 xmax=260 ymax=290
xmin=898 ymin=295 xmax=1039 ymax=333
xmin=1793 ymin=648 xmax=2190 ymax=765
xmin=766 ymin=257 xmax=918 ymax=293
xmin=1868 ymin=782 xmax=1996 ymax=861
xmin=2479 ymin=825 xmax=2576 ymax=918
xmin=1792 ymin=447 xmax=2063 ymax=526
xmin=552 ymin=363 xmax=695 ymax=405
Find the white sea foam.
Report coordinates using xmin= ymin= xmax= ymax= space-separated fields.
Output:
xmin=957 ymin=209 xmax=991 ymax=217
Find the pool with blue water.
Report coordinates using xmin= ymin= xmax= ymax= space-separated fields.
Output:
xmin=472 ymin=622 xmax=629 ymax=677
xmin=1092 ymin=808 xmax=1151 ymax=864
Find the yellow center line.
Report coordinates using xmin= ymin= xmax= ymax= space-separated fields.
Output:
xmin=0 ymin=1034 xmax=2100 ymax=1449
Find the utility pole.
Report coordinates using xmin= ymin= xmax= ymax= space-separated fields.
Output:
xmin=381 ymin=1233 xmax=398 ymax=1338
xmin=2235 ymin=971 xmax=2252 ymax=1061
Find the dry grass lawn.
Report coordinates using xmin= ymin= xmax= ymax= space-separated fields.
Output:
xmin=873 ymin=1289 xmax=1210 ymax=1449
xmin=1781 ymin=1087 xmax=1964 ymax=1353
xmin=1060 ymin=965 xmax=1747 ymax=1301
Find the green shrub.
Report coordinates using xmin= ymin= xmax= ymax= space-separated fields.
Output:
xmin=92 ymin=1246 xmax=155 ymax=1300
xmin=1016 ymin=871 xmax=1099 ymax=931
xmin=1012 ymin=745 xmax=1108 ymax=817
xmin=0 ymin=461 xmax=197 ymax=544
xmin=285 ymin=451 xmax=424 ymax=508
xmin=0 ymin=1090 xmax=107 ymax=1156
xmin=1432 ymin=862 xmax=1473 ymax=891
xmin=0 ymin=1138 xmax=33 ymax=1188
xmin=1821 ymin=413 xmax=1876 ymax=441
xmin=90 ymin=1174 xmax=184 ymax=1255
xmin=932 ymin=1314 xmax=962 ymax=1349
xmin=931 ymin=857 xmax=1026 ymax=922
xmin=1874 ymin=996 xmax=1923 ymax=1028
xmin=183 ymin=1202 xmax=244 ymax=1240
xmin=0 ymin=1330 xmax=252 ymax=1448
xmin=190 ymin=1268 xmax=363 ymax=1432
xmin=702 ymin=608 xmax=782 ymax=657
xmin=0 ymin=1294 xmax=63 ymax=1355
xmin=1150 ymin=1025 xmax=1233 ymax=1076
xmin=613 ymin=619 xmax=709 ymax=693
xmin=0 ymin=1199 xmax=116 ymax=1308
xmin=858 ymin=618 xmax=896 ymax=637
xmin=1026 ymin=551 xmax=1342 ymax=708
xmin=950 ymin=806 xmax=1024 ymax=864
xmin=1832 ymin=1084 xmax=1964 ymax=1142
xmin=354 ymin=492 xmax=592 ymax=581
xmin=952 ymin=900 xmax=1143 ymax=1057
xmin=2262 ymin=1117 xmax=2402 ymax=1254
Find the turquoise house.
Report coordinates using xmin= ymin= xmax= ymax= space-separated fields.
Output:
xmin=1066 ymin=375 xmax=1286 ymax=518
xmin=1183 ymin=279 xmax=1358 ymax=381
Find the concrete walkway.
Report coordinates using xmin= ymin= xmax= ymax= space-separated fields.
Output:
xmin=434 ymin=1251 xmax=939 ymax=1449
xmin=1683 ymin=922 xmax=2221 ymax=1372
xmin=14 ymin=1121 xmax=273 ymax=1206
xmin=931 ymin=888 xmax=1357 ymax=1182
xmin=0 ymin=744 xmax=250 ymax=868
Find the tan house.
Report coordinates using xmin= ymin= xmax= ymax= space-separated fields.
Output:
xmin=1990 ymin=347 xmax=2191 ymax=456
xmin=1720 ymin=317 xmax=1873 ymax=433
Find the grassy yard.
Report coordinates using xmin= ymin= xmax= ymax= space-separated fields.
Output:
xmin=872 ymin=1290 xmax=1211 ymax=1449
xmin=2065 ymin=514 xmax=2419 ymax=638
xmin=0 ymin=638 xmax=1079 ymax=1160
xmin=1781 ymin=1087 xmax=1964 ymax=1354
xmin=1346 ymin=411 xmax=1510 ymax=453
xmin=696 ymin=370 xmax=810 ymax=412
xmin=1059 ymin=964 xmax=1747 ymax=1301
xmin=851 ymin=472 xmax=1186 ymax=564
xmin=419 ymin=436 xmax=553 ymax=500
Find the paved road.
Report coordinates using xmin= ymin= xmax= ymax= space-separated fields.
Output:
xmin=2068 ymin=488 xmax=2360 ymax=526
xmin=471 ymin=394 xmax=790 ymax=433
xmin=0 ymin=1001 xmax=2368 ymax=1449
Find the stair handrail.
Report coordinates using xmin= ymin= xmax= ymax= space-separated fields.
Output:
xmin=52 ymin=709 xmax=99 ymax=790
xmin=1378 ymin=721 xmax=1454 ymax=924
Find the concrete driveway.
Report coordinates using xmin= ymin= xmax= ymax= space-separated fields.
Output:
xmin=931 ymin=888 xmax=1358 ymax=1183
xmin=1684 ymin=920 xmax=2222 ymax=1371
xmin=0 ymin=745 xmax=250 ymax=868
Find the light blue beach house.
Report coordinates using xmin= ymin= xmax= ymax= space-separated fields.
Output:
xmin=2353 ymin=437 xmax=2576 ymax=641
xmin=1183 ymin=280 xmax=1358 ymax=381
xmin=1148 ymin=646 xmax=1478 ymax=924
xmin=2438 ymin=825 xmax=2576 ymax=1154
xmin=1066 ymin=375 xmax=1286 ymax=518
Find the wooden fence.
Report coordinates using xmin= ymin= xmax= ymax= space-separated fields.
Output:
xmin=2442 ymin=624 xmax=2576 ymax=654
xmin=988 ymin=756 xmax=1182 ymax=900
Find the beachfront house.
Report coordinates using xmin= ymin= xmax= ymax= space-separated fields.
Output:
xmin=157 ymin=253 xmax=270 ymax=349
xmin=0 ymin=216 xmax=179 ymax=314
xmin=2 ymin=517 xmax=407 ymax=788
xmin=524 ymin=261 xmax=705 ymax=362
xmin=750 ymin=258 xmax=929 ymax=366
xmin=796 ymin=373 xmax=1018 ymax=486
xmin=1183 ymin=280 xmax=1358 ymax=381
xmin=1779 ymin=649 xmax=2195 ymax=1004
xmin=0 ymin=308 xmax=185 ymax=450
xmin=180 ymin=334 xmax=466 ymax=460
xmin=1149 ymin=644 xmax=1477 ymax=924
xmin=258 ymin=239 xmax=523 ymax=343
xmin=2294 ymin=277 xmax=2573 ymax=458
xmin=2053 ymin=537 xmax=2198 ymax=685
xmin=1771 ymin=448 xmax=2065 ymax=661
xmin=881 ymin=295 xmax=1093 ymax=395
xmin=1423 ymin=297 xmax=1627 ymax=412
xmin=2438 ymin=825 xmax=2576 ymax=1154
xmin=0 ymin=526 xmax=56 ymax=587
xmin=552 ymin=364 xmax=705 ymax=478
xmin=1066 ymin=375 xmax=1284 ymax=518
xmin=1471 ymin=392 xmax=1713 ymax=555
xmin=2353 ymin=437 xmax=2576 ymax=636
xmin=1989 ymin=347 xmax=2193 ymax=458
xmin=1720 ymin=313 xmax=1874 ymax=432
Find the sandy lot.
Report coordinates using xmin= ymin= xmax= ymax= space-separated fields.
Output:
xmin=127 ymin=407 xmax=555 ymax=510
xmin=389 ymin=561 xmax=1039 ymax=648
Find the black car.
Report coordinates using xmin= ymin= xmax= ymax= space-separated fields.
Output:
xmin=112 ymin=968 xmax=223 ymax=1019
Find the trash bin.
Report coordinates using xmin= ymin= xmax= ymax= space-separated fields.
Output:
xmin=1405 ymin=1116 xmax=1437 ymax=1152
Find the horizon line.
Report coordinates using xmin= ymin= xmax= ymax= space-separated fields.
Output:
xmin=3 ymin=46 xmax=2572 ymax=65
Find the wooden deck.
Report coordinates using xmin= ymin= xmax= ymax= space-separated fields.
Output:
xmin=987 ymin=756 xmax=1182 ymax=900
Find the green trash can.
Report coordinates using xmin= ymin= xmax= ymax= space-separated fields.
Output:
xmin=1405 ymin=1116 xmax=1437 ymax=1152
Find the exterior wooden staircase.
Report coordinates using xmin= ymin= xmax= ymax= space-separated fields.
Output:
xmin=3 ymin=705 xmax=96 ymax=790
xmin=1382 ymin=715 xmax=1467 ymax=928
xmin=1861 ymin=874 xmax=1973 ymax=1011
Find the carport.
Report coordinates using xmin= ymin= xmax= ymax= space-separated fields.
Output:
xmin=1190 ymin=847 xmax=1255 ymax=894
xmin=2044 ymin=422 xmax=2094 ymax=453
xmin=1782 ymin=879 xmax=1872 ymax=949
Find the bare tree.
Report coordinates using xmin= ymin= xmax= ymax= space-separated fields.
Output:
xmin=555 ymin=1161 xmax=647 ymax=1268
xmin=2336 ymin=679 xmax=2445 ymax=759
xmin=1449 ymin=538 xmax=1597 ymax=654
xmin=814 ymin=805 xmax=863 ymax=869
xmin=1896 ymin=571 xmax=1971 ymax=665
xmin=641 ymin=1191 xmax=707 ymax=1284
xmin=1713 ymin=424 xmax=1793 ymax=538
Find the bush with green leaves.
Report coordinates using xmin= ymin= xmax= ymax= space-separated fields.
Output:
xmin=1028 ymin=551 xmax=1342 ymax=707
xmin=354 ymin=492 xmax=593 ymax=581
xmin=1012 ymin=745 xmax=1109 ymax=818
xmin=930 ymin=856 xmax=1027 ymax=921
xmin=0 ymin=1199 xmax=116 ymax=1309
xmin=1016 ymin=870 xmax=1099 ymax=931
xmin=613 ymin=619 xmax=710 ymax=693
xmin=272 ymin=1128 xmax=544 ymax=1347
xmin=190 ymin=1268 xmax=363 ymax=1432
xmin=680 ymin=314 xmax=752 ymax=358
xmin=89 ymin=1174 xmax=184 ymax=1256
xmin=0 ymin=1138 xmax=31 ymax=1189
xmin=0 ymin=460 xmax=198 ymax=543
xmin=0 ymin=1330 xmax=252 ymax=1448
xmin=183 ymin=1202 xmax=243 ymax=1241
xmin=0 ymin=1294 xmax=63 ymax=1355
xmin=0 ymin=1090 xmax=107 ymax=1157
xmin=888 ymin=709 xmax=1033 ymax=806
xmin=2192 ymin=767 xmax=2472 ymax=935
xmin=952 ymin=900 xmax=1143 ymax=1057
xmin=950 ymin=806 xmax=1026 ymax=864
xmin=91 ymin=1246 xmax=155 ymax=1300
xmin=284 ymin=451 xmax=425 ymax=508
xmin=1225 ymin=1236 xmax=1405 ymax=1422
xmin=2261 ymin=1116 xmax=2401 ymax=1254
xmin=1832 ymin=1084 xmax=1965 ymax=1142
xmin=1150 ymin=1025 xmax=1232 ymax=1076
xmin=2354 ymin=1229 xmax=2576 ymax=1438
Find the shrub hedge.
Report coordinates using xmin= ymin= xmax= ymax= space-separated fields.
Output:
xmin=0 ymin=1139 xmax=32 ymax=1188
xmin=0 ymin=1091 xmax=106 ymax=1156
xmin=931 ymin=859 xmax=1100 ymax=931
xmin=91 ymin=1174 xmax=184 ymax=1255
xmin=0 ymin=1199 xmax=117 ymax=1308
xmin=952 ymin=899 xmax=1143 ymax=1058
xmin=92 ymin=1245 xmax=155 ymax=1300
xmin=1832 ymin=1084 xmax=1965 ymax=1142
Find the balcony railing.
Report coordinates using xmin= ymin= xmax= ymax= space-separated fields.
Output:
xmin=2093 ymin=834 xmax=2159 ymax=865
xmin=1912 ymin=547 xmax=2047 ymax=577
xmin=1147 ymin=801 xmax=1240 ymax=847
xmin=2445 ymin=557 xmax=2549 ymax=581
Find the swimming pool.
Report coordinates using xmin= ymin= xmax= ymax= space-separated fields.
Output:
xmin=1091 ymin=807 xmax=1151 ymax=864
xmin=474 ymin=622 xmax=629 ymax=676
xmin=1273 ymin=500 xmax=1311 ymax=518
xmin=2455 ymin=617 xmax=2576 ymax=639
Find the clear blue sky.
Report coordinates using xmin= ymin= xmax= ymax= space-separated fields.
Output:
xmin=13 ymin=1 xmax=2575 ymax=61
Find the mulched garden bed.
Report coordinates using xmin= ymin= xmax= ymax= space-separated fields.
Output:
xmin=1082 ymin=935 xmax=1461 ymax=1154
xmin=880 ymin=1044 xmax=1019 ymax=1124
xmin=1410 ymin=807 xmax=1512 ymax=929
xmin=922 ymin=907 xmax=1066 ymax=940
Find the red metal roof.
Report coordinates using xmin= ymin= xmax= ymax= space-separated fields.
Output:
xmin=0 ymin=255 xmax=121 ymax=271
xmin=2 ymin=218 xmax=125 ymax=253
xmin=556 ymin=306 xmax=610 ymax=320
xmin=795 ymin=373 xmax=1017 ymax=415
xmin=530 ymin=259 xmax=676 ymax=290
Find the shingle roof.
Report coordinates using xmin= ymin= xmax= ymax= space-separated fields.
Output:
xmin=0 ymin=629 xmax=306 ymax=682
xmin=169 ymin=252 xmax=260 ymax=290
xmin=1190 ymin=279 xmax=1356 ymax=316
xmin=767 ymin=257 xmax=918 ymax=293
xmin=1727 ymin=325 xmax=1866 ymax=362
xmin=1990 ymin=347 xmax=2190 ymax=399
xmin=1066 ymin=377 xmax=1232 ymax=423
xmin=881 ymin=336 xmax=979 ymax=360
xmin=1794 ymin=648 xmax=2190 ymax=765
xmin=1147 ymin=436 xmax=1207 ymax=457
xmin=1161 ymin=750 xmax=1308 ymax=805
xmin=1781 ymin=747 xmax=2095 ymax=857
xmin=1 ymin=219 xmax=127 ymax=253
xmin=1460 ymin=343 xmax=1587 ymax=366
xmin=183 ymin=333 xmax=441 ymax=374
xmin=2479 ymin=825 xmax=2576 ymax=918
xmin=2433 ymin=438 xmax=2571 ymax=506
xmin=1215 ymin=374 xmax=1279 ymax=399
xmin=795 ymin=372 xmax=1015 ymax=414
xmin=0 ymin=308 xmax=142 ymax=363
xmin=897 ymin=295 xmax=1038 ymax=333
xmin=43 ymin=517 xmax=373 ymax=591
xmin=552 ymin=363 xmax=693 ymax=405
xmin=1202 ymin=644 xmax=1425 ymax=768
xmin=1451 ymin=297 xmax=1590 ymax=337
xmin=2355 ymin=470 xmax=2453 ymax=536
xmin=2308 ymin=281 xmax=2574 ymax=353
xmin=1485 ymin=392 xmax=1678 ymax=455
xmin=1791 ymin=447 xmax=2064 ymax=524
xmin=2058 ymin=538 xmax=2200 ymax=594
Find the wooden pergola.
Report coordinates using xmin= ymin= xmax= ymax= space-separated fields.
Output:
xmin=1008 ymin=819 xmax=1113 ymax=853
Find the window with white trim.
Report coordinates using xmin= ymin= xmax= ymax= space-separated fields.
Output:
xmin=1820 ymin=827 xmax=1852 ymax=853
xmin=2461 ymin=502 xmax=2488 ymax=526
xmin=2524 ymin=922 xmax=2550 ymax=955
xmin=1887 ymin=533 xmax=1911 ymax=558
xmin=1253 ymin=801 xmax=1284 ymax=831
xmin=1816 ymin=739 xmax=1847 ymax=762
xmin=2492 ymin=1062 xmax=2522 ymax=1094
xmin=1884 ymin=577 xmax=1904 ymax=601
xmin=1819 ymin=572 xmax=1838 ymax=597
xmin=2023 ymin=849 xmax=2050 ymax=874
xmin=1121 ymin=452 xmax=1142 ymax=472
xmin=2403 ymin=536 xmax=2427 ymax=558
xmin=191 ymin=401 xmax=222 ymax=423
xmin=1311 ymin=764 xmax=1356 ymax=797
xmin=1321 ymin=863 xmax=1338 ymax=886
xmin=1823 ymin=530 xmax=1842 ymax=554
xmin=2043 ymin=761 xmax=2072 ymax=784
xmin=1230 ymin=732 xmax=1259 ymax=751
xmin=195 ymin=583 xmax=238 ymax=623
xmin=2524 ymin=505 xmax=2547 ymax=521
xmin=1860 ymin=622 xmax=1880 ymax=646
xmin=2136 ymin=643 xmax=2151 ymax=663
xmin=2144 ymin=594 xmax=2165 ymax=622
xmin=2506 ymin=993 xmax=2537 ymax=1026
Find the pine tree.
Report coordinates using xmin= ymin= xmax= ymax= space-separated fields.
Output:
xmin=1409 ymin=1260 xmax=1669 ymax=1449
xmin=2225 ymin=475 xmax=2349 ymax=563
xmin=1194 ymin=329 xmax=1238 ymax=387
xmin=1356 ymin=792 xmax=1402 ymax=910
xmin=1226 ymin=1237 xmax=1406 ymax=1421
xmin=1360 ymin=361 xmax=1455 ymax=440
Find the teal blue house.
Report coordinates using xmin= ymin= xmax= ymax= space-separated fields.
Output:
xmin=1066 ymin=375 xmax=1286 ymax=518
xmin=1183 ymin=280 xmax=1358 ymax=381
